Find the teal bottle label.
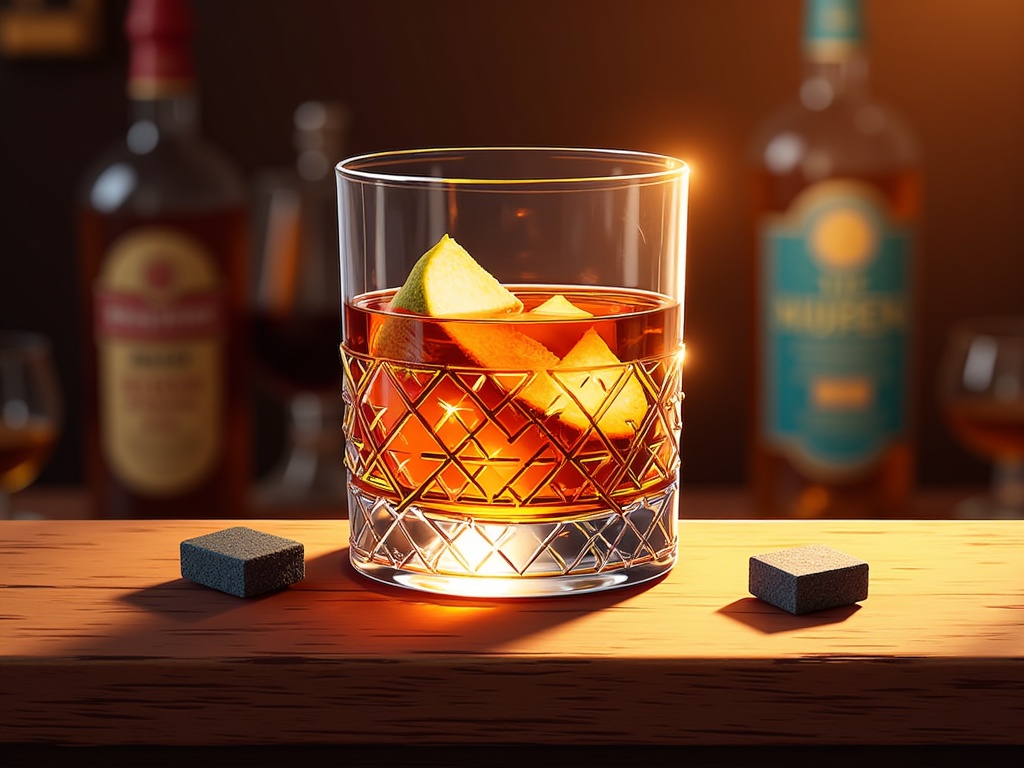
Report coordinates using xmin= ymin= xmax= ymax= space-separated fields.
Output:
xmin=760 ymin=180 xmax=911 ymax=480
xmin=804 ymin=0 xmax=864 ymax=58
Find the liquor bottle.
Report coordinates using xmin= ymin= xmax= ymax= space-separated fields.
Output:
xmin=750 ymin=0 xmax=922 ymax=518
xmin=77 ymin=0 xmax=250 ymax=518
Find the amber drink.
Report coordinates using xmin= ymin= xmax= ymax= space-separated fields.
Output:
xmin=337 ymin=148 xmax=688 ymax=597
xmin=939 ymin=317 xmax=1024 ymax=518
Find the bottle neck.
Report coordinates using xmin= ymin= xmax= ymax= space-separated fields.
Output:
xmin=800 ymin=0 xmax=867 ymax=107
xmin=801 ymin=52 xmax=869 ymax=108
xmin=125 ymin=0 xmax=197 ymax=135
xmin=130 ymin=93 xmax=199 ymax=135
xmin=293 ymin=101 xmax=350 ymax=182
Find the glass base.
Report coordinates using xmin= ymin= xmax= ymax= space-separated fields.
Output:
xmin=347 ymin=484 xmax=678 ymax=598
xmin=255 ymin=454 xmax=347 ymax=507
xmin=953 ymin=495 xmax=1024 ymax=520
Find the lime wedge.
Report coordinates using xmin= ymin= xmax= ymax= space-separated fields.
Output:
xmin=391 ymin=234 xmax=522 ymax=317
xmin=372 ymin=234 xmax=526 ymax=361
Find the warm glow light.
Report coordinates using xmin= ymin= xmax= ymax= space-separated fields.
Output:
xmin=435 ymin=398 xmax=470 ymax=429
xmin=395 ymin=571 xmax=629 ymax=598
xmin=397 ymin=573 xmax=527 ymax=599
xmin=677 ymin=162 xmax=690 ymax=340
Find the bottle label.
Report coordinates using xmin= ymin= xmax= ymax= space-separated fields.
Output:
xmin=95 ymin=227 xmax=225 ymax=496
xmin=759 ymin=180 xmax=911 ymax=480
xmin=804 ymin=0 xmax=864 ymax=60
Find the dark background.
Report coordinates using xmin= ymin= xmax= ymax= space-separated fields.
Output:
xmin=1 ymin=0 xmax=1022 ymax=492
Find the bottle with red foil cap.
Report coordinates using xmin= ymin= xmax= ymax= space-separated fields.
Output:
xmin=77 ymin=0 xmax=250 ymax=518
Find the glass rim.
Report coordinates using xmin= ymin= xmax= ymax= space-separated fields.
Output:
xmin=950 ymin=315 xmax=1024 ymax=341
xmin=0 ymin=331 xmax=52 ymax=357
xmin=335 ymin=146 xmax=689 ymax=186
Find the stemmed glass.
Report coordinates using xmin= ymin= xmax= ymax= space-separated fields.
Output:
xmin=0 ymin=332 xmax=62 ymax=520
xmin=938 ymin=316 xmax=1024 ymax=519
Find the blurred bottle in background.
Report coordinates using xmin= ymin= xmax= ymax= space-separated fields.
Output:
xmin=749 ymin=0 xmax=922 ymax=518
xmin=251 ymin=101 xmax=350 ymax=507
xmin=77 ymin=0 xmax=250 ymax=518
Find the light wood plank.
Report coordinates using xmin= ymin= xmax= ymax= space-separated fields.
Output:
xmin=1 ymin=519 xmax=1022 ymax=745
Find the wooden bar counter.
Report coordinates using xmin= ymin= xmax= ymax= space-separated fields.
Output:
xmin=1 ymin=510 xmax=1022 ymax=748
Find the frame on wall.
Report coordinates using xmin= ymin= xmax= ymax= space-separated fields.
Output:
xmin=0 ymin=0 xmax=103 ymax=58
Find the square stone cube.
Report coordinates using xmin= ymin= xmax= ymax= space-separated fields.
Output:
xmin=180 ymin=527 xmax=304 ymax=598
xmin=749 ymin=544 xmax=868 ymax=615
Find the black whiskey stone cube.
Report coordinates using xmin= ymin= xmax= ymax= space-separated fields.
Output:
xmin=180 ymin=527 xmax=305 ymax=598
xmin=749 ymin=544 xmax=868 ymax=615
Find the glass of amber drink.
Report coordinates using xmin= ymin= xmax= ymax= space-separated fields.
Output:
xmin=939 ymin=316 xmax=1024 ymax=518
xmin=336 ymin=148 xmax=688 ymax=596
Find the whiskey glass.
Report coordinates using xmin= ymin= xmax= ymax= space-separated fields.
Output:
xmin=938 ymin=316 xmax=1024 ymax=518
xmin=336 ymin=147 xmax=688 ymax=597
xmin=0 ymin=332 xmax=62 ymax=519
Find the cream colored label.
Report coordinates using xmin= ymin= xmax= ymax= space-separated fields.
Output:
xmin=96 ymin=227 xmax=225 ymax=496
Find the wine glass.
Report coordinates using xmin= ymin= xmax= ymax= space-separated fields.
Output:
xmin=250 ymin=101 xmax=350 ymax=507
xmin=938 ymin=316 xmax=1024 ymax=519
xmin=0 ymin=332 xmax=62 ymax=520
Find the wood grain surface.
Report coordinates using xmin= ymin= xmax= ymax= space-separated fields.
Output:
xmin=1 ymin=518 xmax=1022 ymax=746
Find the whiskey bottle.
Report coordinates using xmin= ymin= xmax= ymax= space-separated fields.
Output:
xmin=750 ymin=0 xmax=922 ymax=518
xmin=77 ymin=0 xmax=250 ymax=518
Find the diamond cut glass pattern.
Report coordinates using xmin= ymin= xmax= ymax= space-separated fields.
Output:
xmin=348 ymin=483 xmax=678 ymax=579
xmin=343 ymin=349 xmax=683 ymax=519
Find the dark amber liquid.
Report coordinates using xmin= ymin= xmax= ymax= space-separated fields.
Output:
xmin=0 ymin=420 xmax=57 ymax=493
xmin=343 ymin=286 xmax=683 ymax=521
xmin=946 ymin=400 xmax=1024 ymax=462
xmin=751 ymin=168 xmax=922 ymax=519
xmin=345 ymin=286 xmax=679 ymax=362
xmin=78 ymin=206 xmax=250 ymax=519
xmin=251 ymin=310 xmax=341 ymax=395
